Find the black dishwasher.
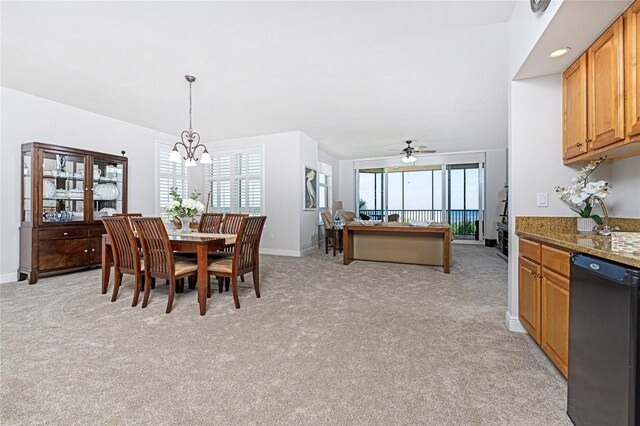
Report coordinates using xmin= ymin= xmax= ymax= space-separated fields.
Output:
xmin=568 ymin=254 xmax=640 ymax=425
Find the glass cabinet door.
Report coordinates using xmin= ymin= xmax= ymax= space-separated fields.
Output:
xmin=22 ymin=151 xmax=32 ymax=223
xmin=91 ymin=157 xmax=125 ymax=220
xmin=41 ymin=151 xmax=86 ymax=223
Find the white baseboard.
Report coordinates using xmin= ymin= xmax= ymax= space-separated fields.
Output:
xmin=0 ymin=273 xmax=17 ymax=284
xmin=505 ymin=311 xmax=527 ymax=333
xmin=300 ymin=246 xmax=318 ymax=257
xmin=260 ymin=246 xmax=320 ymax=257
xmin=260 ymin=248 xmax=301 ymax=257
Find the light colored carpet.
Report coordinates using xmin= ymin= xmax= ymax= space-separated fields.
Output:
xmin=1 ymin=246 xmax=571 ymax=425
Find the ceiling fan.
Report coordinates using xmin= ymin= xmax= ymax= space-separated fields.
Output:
xmin=400 ymin=140 xmax=436 ymax=163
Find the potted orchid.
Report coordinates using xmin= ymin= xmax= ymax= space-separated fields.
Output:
xmin=165 ymin=187 xmax=205 ymax=232
xmin=554 ymin=157 xmax=612 ymax=233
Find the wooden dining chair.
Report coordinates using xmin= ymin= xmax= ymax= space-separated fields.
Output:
xmin=113 ymin=213 xmax=143 ymax=230
xmin=208 ymin=216 xmax=267 ymax=309
xmin=199 ymin=213 xmax=223 ymax=233
xmin=131 ymin=217 xmax=198 ymax=314
xmin=102 ymin=217 xmax=144 ymax=307
xmin=220 ymin=213 xmax=248 ymax=234
xmin=219 ymin=213 xmax=250 ymax=281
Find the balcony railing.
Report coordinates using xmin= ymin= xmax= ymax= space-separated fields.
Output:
xmin=359 ymin=209 xmax=480 ymax=239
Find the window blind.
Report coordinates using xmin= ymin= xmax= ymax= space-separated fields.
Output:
xmin=206 ymin=147 xmax=263 ymax=215
xmin=157 ymin=142 xmax=189 ymax=220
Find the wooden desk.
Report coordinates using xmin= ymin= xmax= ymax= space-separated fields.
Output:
xmin=102 ymin=233 xmax=227 ymax=315
xmin=343 ymin=223 xmax=451 ymax=273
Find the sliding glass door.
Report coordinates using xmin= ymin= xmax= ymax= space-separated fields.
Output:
xmin=356 ymin=162 xmax=484 ymax=241
xmin=358 ymin=169 xmax=384 ymax=219
xmin=446 ymin=163 xmax=483 ymax=240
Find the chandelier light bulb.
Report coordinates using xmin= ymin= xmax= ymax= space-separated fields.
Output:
xmin=168 ymin=149 xmax=182 ymax=163
xmin=200 ymin=150 xmax=213 ymax=164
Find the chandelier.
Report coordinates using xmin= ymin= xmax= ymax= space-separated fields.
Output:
xmin=168 ymin=75 xmax=212 ymax=166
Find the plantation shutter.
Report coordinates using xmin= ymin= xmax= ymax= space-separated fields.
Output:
xmin=158 ymin=142 xmax=189 ymax=220
xmin=206 ymin=147 xmax=263 ymax=215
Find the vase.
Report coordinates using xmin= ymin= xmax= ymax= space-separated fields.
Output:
xmin=180 ymin=217 xmax=192 ymax=233
xmin=576 ymin=217 xmax=596 ymax=234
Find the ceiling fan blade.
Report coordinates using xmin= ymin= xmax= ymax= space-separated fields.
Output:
xmin=413 ymin=149 xmax=436 ymax=153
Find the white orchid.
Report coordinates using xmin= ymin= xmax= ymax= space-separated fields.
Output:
xmin=554 ymin=157 xmax=611 ymax=225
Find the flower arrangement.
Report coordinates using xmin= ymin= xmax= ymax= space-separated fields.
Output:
xmin=165 ymin=187 xmax=204 ymax=218
xmin=554 ymin=157 xmax=611 ymax=225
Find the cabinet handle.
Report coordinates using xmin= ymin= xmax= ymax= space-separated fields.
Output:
xmin=91 ymin=249 xmax=95 ymax=252
xmin=63 ymin=232 xmax=68 ymax=236
xmin=84 ymin=249 xmax=88 ymax=253
xmin=575 ymin=142 xmax=583 ymax=148
xmin=536 ymin=273 xmax=543 ymax=279
xmin=530 ymin=270 xmax=535 ymax=275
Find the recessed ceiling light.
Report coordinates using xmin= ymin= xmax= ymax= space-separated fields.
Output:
xmin=550 ymin=47 xmax=571 ymax=58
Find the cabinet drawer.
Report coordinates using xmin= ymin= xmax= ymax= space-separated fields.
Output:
xmin=39 ymin=228 xmax=88 ymax=240
xmin=542 ymin=245 xmax=571 ymax=277
xmin=519 ymin=238 xmax=541 ymax=263
xmin=89 ymin=225 xmax=106 ymax=237
xmin=39 ymin=238 xmax=88 ymax=270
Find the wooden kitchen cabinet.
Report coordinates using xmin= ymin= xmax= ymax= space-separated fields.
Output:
xmin=626 ymin=0 xmax=640 ymax=142
xmin=518 ymin=238 xmax=571 ymax=378
xmin=541 ymin=267 xmax=570 ymax=378
xmin=540 ymin=245 xmax=571 ymax=378
xmin=563 ymin=54 xmax=588 ymax=160
xmin=588 ymin=16 xmax=625 ymax=150
xmin=519 ymin=255 xmax=542 ymax=344
xmin=562 ymin=3 xmax=640 ymax=164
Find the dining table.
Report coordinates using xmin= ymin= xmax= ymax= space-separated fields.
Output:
xmin=101 ymin=231 xmax=236 ymax=315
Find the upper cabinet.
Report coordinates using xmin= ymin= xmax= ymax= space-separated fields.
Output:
xmin=562 ymin=2 xmax=640 ymax=164
xmin=587 ymin=17 xmax=625 ymax=150
xmin=563 ymin=55 xmax=588 ymax=160
xmin=626 ymin=1 xmax=640 ymax=142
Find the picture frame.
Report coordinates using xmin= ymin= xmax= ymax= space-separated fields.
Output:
xmin=303 ymin=165 xmax=317 ymax=210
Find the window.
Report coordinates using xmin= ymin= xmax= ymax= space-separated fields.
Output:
xmin=157 ymin=141 xmax=189 ymax=220
xmin=205 ymin=147 xmax=263 ymax=215
xmin=318 ymin=161 xmax=332 ymax=224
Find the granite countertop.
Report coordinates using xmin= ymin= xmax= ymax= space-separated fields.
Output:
xmin=515 ymin=217 xmax=640 ymax=269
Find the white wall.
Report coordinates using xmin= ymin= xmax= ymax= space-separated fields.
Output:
xmin=299 ymin=132 xmax=319 ymax=254
xmin=608 ymin=156 xmax=640 ymax=217
xmin=508 ymin=0 xmax=564 ymax=79
xmin=0 ymin=87 xmax=177 ymax=283
xmin=338 ymin=160 xmax=355 ymax=211
xmin=202 ymin=131 xmax=321 ymax=256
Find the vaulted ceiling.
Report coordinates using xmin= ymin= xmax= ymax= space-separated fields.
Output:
xmin=1 ymin=1 xmax=515 ymax=159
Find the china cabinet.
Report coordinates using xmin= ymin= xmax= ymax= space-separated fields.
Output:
xmin=18 ymin=142 xmax=128 ymax=284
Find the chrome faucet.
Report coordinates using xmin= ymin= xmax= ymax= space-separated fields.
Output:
xmin=593 ymin=197 xmax=620 ymax=236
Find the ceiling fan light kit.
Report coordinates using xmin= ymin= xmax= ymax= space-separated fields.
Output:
xmin=168 ymin=75 xmax=212 ymax=167
xmin=400 ymin=140 xmax=434 ymax=163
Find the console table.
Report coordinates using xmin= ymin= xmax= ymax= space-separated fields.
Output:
xmin=343 ymin=223 xmax=451 ymax=273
